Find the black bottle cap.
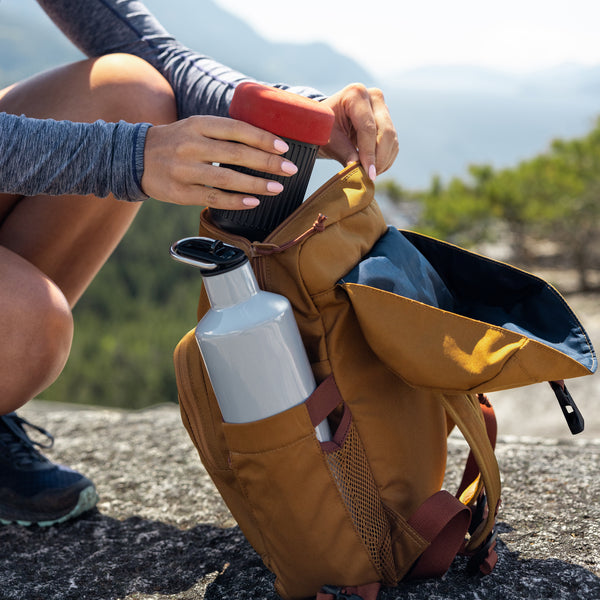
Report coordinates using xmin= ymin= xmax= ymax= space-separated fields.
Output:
xmin=169 ymin=237 xmax=248 ymax=276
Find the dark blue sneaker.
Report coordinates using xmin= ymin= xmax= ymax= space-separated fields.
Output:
xmin=0 ymin=412 xmax=98 ymax=526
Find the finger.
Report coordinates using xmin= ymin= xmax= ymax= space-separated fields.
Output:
xmin=368 ymin=88 xmax=399 ymax=175
xmin=188 ymin=115 xmax=290 ymax=155
xmin=152 ymin=162 xmax=287 ymax=208
xmin=198 ymin=138 xmax=299 ymax=178
xmin=318 ymin=127 xmax=359 ymax=166
xmin=199 ymin=163 xmax=287 ymax=196
xmin=338 ymin=84 xmax=378 ymax=178
xmin=195 ymin=186 xmax=263 ymax=211
xmin=168 ymin=184 xmax=264 ymax=210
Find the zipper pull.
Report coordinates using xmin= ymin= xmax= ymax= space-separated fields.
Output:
xmin=549 ymin=380 xmax=585 ymax=435
xmin=251 ymin=213 xmax=327 ymax=257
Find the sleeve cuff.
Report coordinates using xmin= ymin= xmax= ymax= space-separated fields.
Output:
xmin=112 ymin=120 xmax=152 ymax=202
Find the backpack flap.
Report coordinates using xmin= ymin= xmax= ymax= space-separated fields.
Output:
xmin=339 ymin=226 xmax=596 ymax=396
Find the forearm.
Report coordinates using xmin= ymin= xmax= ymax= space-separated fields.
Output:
xmin=37 ymin=0 xmax=327 ymax=120
xmin=0 ymin=112 xmax=149 ymax=201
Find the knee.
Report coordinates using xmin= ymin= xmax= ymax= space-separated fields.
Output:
xmin=0 ymin=277 xmax=73 ymax=414
xmin=89 ymin=53 xmax=178 ymax=126
xmin=35 ymin=280 xmax=74 ymax=378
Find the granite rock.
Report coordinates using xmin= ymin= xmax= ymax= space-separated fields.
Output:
xmin=0 ymin=400 xmax=598 ymax=600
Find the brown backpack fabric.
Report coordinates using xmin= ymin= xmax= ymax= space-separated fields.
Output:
xmin=173 ymin=163 xmax=596 ymax=600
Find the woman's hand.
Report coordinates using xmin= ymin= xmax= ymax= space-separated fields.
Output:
xmin=141 ymin=115 xmax=298 ymax=208
xmin=319 ymin=83 xmax=398 ymax=181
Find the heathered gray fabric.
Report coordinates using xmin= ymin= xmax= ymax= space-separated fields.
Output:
xmin=0 ymin=0 xmax=326 ymax=201
xmin=0 ymin=114 xmax=151 ymax=201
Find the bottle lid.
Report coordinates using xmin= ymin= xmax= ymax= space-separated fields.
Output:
xmin=229 ymin=82 xmax=335 ymax=146
xmin=169 ymin=237 xmax=248 ymax=276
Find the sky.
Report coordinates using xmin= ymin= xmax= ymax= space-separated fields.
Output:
xmin=214 ymin=0 xmax=600 ymax=77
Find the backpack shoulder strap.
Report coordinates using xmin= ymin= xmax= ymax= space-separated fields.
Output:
xmin=456 ymin=394 xmax=497 ymax=499
xmin=440 ymin=393 xmax=501 ymax=562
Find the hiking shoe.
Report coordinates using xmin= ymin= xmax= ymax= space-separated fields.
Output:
xmin=0 ymin=412 xmax=99 ymax=526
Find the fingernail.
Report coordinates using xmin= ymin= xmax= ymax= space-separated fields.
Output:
xmin=368 ymin=165 xmax=377 ymax=181
xmin=243 ymin=197 xmax=260 ymax=207
xmin=281 ymin=161 xmax=298 ymax=175
xmin=267 ymin=181 xmax=284 ymax=194
xmin=274 ymin=139 xmax=289 ymax=153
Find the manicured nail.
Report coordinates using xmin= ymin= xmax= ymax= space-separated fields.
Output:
xmin=267 ymin=181 xmax=284 ymax=194
xmin=243 ymin=197 xmax=260 ymax=207
xmin=274 ymin=139 xmax=289 ymax=153
xmin=368 ymin=164 xmax=377 ymax=182
xmin=281 ymin=161 xmax=298 ymax=175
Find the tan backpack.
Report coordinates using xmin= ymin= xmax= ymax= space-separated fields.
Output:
xmin=173 ymin=163 xmax=596 ymax=600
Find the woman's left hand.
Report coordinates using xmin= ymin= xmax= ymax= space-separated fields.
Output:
xmin=319 ymin=83 xmax=398 ymax=181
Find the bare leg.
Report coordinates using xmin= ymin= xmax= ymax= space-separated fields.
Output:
xmin=0 ymin=54 xmax=177 ymax=413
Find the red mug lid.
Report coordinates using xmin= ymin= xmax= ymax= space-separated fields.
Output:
xmin=229 ymin=81 xmax=335 ymax=146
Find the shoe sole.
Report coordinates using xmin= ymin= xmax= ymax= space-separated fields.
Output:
xmin=0 ymin=484 xmax=99 ymax=527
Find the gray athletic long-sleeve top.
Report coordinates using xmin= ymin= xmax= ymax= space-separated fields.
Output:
xmin=0 ymin=0 xmax=326 ymax=201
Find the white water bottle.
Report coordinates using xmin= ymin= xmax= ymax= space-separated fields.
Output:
xmin=170 ymin=237 xmax=331 ymax=442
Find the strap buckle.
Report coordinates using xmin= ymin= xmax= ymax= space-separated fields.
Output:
xmin=466 ymin=528 xmax=498 ymax=575
xmin=320 ymin=585 xmax=364 ymax=600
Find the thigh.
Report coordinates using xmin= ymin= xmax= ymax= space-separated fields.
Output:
xmin=0 ymin=54 xmax=177 ymax=305
xmin=0 ymin=53 xmax=176 ymax=124
xmin=0 ymin=191 xmax=141 ymax=306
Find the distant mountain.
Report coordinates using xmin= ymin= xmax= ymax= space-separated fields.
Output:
xmin=143 ymin=0 xmax=374 ymax=93
xmin=520 ymin=63 xmax=600 ymax=97
xmin=0 ymin=0 xmax=372 ymax=92
xmin=0 ymin=6 xmax=82 ymax=84
xmin=2 ymin=0 xmax=599 ymax=191
xmin=386 ymin=63 xmax=600 ymax=98
xmin=380 ymin=64 xmax=600 ymax=189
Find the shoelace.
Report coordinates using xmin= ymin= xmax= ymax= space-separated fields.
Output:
xmin=0 ymin=413 xmax=54 ymax=467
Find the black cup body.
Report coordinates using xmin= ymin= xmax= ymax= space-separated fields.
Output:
xmin=209 ymin=137 xmax=318 ymax=241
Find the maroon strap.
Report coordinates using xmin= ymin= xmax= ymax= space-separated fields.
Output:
xmin=305 ymin=374 xmax=353 ymax=453
xmin=317 ymin=582 xmax=381 ymax=600
xmin=456 ymin=394 xmax=497 ymax=499
xmin=479 ymin=533 xmax=498 ymax=575
xmin=406 ymin=490 xmax=472 ymax=580
xmin=305 ymin=374 xmax=343 ymax=428
xmin=454 ymin=394 xmax=499 ymax=574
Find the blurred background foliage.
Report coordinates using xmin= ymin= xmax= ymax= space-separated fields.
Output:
xmin=44 ymin=202 xmax=204 ymax=408
xmin=3 ymin=1 xmax=598 ymax=409
xmin=43 ymin=117 xmax=600 ymax=409
xmin=379 ymin=118 xmax=600 ymax=292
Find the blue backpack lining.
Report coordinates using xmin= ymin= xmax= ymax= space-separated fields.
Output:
xmin=339 ymin=227 xmax=596 ymax=372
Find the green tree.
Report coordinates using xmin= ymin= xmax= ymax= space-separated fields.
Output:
xmin=414 ymin=168 xmax=495 ymax=248
xmin=536 ymin=130 xmax=600 ymax=290
xmin=404 ymin=120 xmax=600 ymax=290
xmin=43 ymin=201 xmax=204 ymax=408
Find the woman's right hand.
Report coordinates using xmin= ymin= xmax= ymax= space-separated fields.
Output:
xmin=140 ymin=115 xmax=298 ymax=208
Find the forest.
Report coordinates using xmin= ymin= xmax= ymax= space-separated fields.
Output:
xmin=379 ymin=118 xmax=600 ymax=291
xmin=40 ymin=118 xmax=600 ymax=409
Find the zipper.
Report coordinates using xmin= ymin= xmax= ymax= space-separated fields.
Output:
xmin=253 ymin=214 xmax=328 ymax=256
xmin=250 ymin=163 xmax=358 ymax=288
xmin=255 ymin=162 xmax=357 ymax=244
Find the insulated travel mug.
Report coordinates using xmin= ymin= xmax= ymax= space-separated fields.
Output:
xmin=170 ymin=236 xmax=332 ymax=442
xmin=209 ymin=81 xmax=335 ymax=241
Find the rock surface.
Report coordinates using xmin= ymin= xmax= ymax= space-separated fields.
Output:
xmin=0 ymin=399 xmax=598 ymax=600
